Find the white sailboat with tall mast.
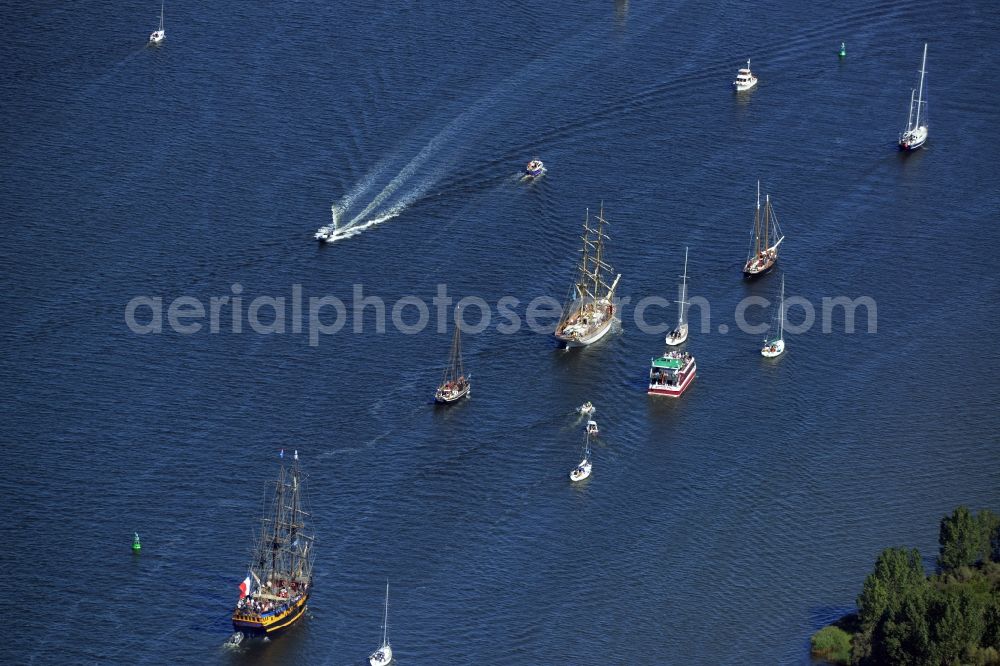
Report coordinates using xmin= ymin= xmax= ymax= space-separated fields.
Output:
xmin=665 ymin=247 xmax=690 ymax=346
xmin=569 ymin=431 xmax=593 ymax=482
xmin=899 ymin=43 xmax=929 ymax=151
xmin=761 ymin=275 xmax=786 ymax=358
xmin=742 ymin=180 xmax=784 ymax=279
xmin=554 ymin=204 xmax=622 ymax=348
xmin=148 ymin=3 xmax=165 ymax=44
xmin=369 ymin=581 xmax=393 ymax=666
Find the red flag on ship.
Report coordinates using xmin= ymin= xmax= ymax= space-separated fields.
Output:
xmin=239 ymin=575 xmax=251 ymax=599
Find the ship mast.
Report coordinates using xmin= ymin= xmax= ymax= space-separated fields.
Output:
xmin=677 ymin=246 xmax=688 ymax=326
xmin=914 ymin=43 xmax=927 ymax=128
xmin=592 ymin=203 xmax=605 ymax=301
xmin=906 ymin=89 xmax=915 ymax=132
xmin=576 ymin=209 xmax=591 ymax=300
xmin=441 ymin=311 xmax=464 ymax=385
xmin=248 ymin=453 xmax=313 ymax=592
xmin=753 ymin=180 xmax=761 ymax=255
xmin=778 ymin=275 xmax=785 ymax=339
xmin=763 ymin=194 xmax=770 ymax=250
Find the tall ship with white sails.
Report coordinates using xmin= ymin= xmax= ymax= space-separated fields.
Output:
xmin=743 ymin=181 xmax=784 ymax=279
xmin=899 ymin=43 xmax=929 ymax=151
xmin=231 ymin=451 xmax=314 ymax=640
xmin=554 ymin=204 xmax=622 ymax=348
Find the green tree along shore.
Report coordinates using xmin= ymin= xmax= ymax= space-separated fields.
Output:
xmin=811 ymin=506 xmax=1000 ymax=665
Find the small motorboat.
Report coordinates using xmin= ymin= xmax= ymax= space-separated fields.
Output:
xmin=732 ymin=58 xmax=757 ymax=92
xmin=525 ymin=159 xmax=545 ymax=177
xmin=577 ymin=401 xmax=595 ymax=416
xmin=586 ymin=420 xmax=599 ymax=436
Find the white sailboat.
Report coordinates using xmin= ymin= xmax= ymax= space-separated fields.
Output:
xmin=899 ymin=43 xmax=928 ymax=151
xmin=148 ymin=3 xmax=165 ymax=44
xmin=665 ymin=246 xmax=690 ymax=346
xmin=369 ymin=581 xmax=393 ymax=666
xmin=761 ymin=275 xmax=786 ymax=358
xmin=569 ymin=433 xmax=593 ymax=482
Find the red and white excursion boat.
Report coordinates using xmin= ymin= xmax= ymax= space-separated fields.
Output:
xmin=648 ymin=350 xmax=696 ymax=397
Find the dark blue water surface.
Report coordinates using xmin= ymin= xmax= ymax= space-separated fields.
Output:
xmin=3 ymin=1 xmax=999 ymax=663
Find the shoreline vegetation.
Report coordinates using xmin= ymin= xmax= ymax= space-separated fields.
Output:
xmin=811 ymin=506 xmax=1000 ymax=665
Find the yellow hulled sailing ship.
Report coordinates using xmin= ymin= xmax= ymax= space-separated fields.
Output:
xmin=231 ymin=450 xmax=314 ymax=640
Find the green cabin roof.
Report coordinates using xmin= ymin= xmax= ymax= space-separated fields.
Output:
xmin=651 ymin=356 xmax=684 ymax=369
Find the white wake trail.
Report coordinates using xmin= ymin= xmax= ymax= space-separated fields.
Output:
xmin=323 ymin=23 xmax=616 ymax=241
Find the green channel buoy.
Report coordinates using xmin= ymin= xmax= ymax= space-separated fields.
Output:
xmin=838 ymin=42 xmax=846 ymax=58
xmin=132 ymin=532 xmax=141 ymax=553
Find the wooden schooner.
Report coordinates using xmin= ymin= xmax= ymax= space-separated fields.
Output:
xmin=435 ymin=315 xmax=470 ymax=404
xmin=231 ymin=451 xmax=314 ymax=640
xmin=743 ymin=180 xmax=784 ymax=279
xmin=554 ymin=203 xmax=622 ymax=347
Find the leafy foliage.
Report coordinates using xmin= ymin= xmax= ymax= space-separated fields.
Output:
xmin=811 ymin=625 xmax=853 ymax=664
xmin=814 ymin=507 xmax=1000 ymax=665
xmin=939 ymin=506 xmax=991 ymax=570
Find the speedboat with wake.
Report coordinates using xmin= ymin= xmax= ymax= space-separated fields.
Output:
xmin=315 ymin=223 xmax=354 ymax=242
xmin=525 ymin=159 xmax=545 ymax=178
xmin=577 ymin=401 xmax=595 ymax=416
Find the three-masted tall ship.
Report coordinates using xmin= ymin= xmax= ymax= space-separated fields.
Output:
xmin=232 ymin=451 xmax=314 ymax=640
xmin=554 ymin=204 xmax=622 ymax=347
xmin=743 ymin=181 xmax=784 ymax=279
xmin=435 ymin=316 xmax=470 ymax=404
